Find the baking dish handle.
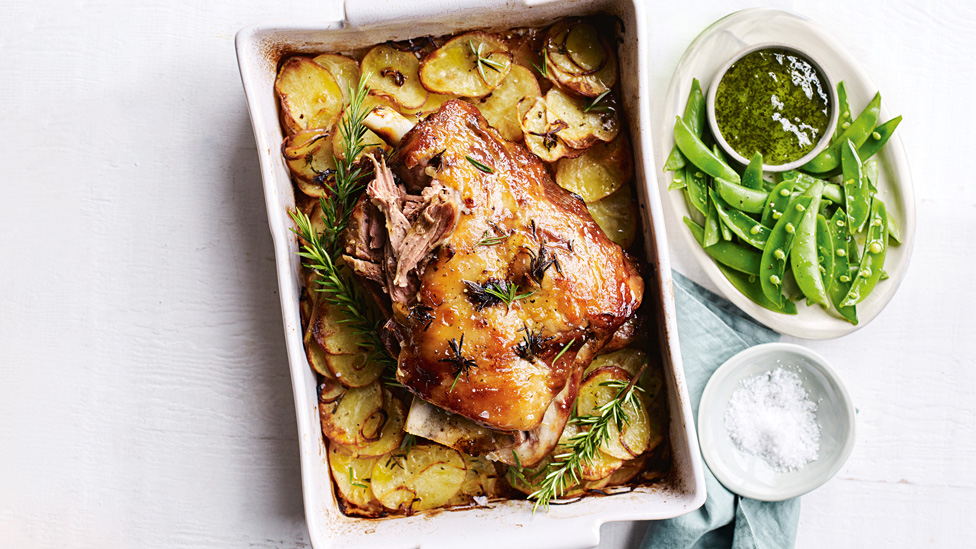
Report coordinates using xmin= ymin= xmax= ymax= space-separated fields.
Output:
xmin=343 ymin=0 xmax=557 ymax=29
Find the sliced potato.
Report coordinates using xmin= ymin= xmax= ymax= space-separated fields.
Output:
xmin=447 ymin=455 xmax=503 ymax=505
xmin=518 ymin=97 xmax=578 ymax=163
xmin=577 ymin=366 xmax=651 ymax=460
xmin=319 ymin=379 xmax=385 ymax=446
xmin=586 ymin=454 xmax=646 ymax=490
xmin=328 ymin=444 xmax=383 ymax=514
xmin=466 ymin=65 xmax=541 ymax=142
xmin=585 ymin=347 xmax=647 ymax=380
xmin=362 ymin=44 xmax=428 ymax=110
xmin=419 ymin=32 xmax=512 ymax=98
xmin=305 ymin=336 xmax=334 ymax=378
xmin=326 ymin=352 xmax=385 ymax=388
xmin=544 ymin=22 xmax=618 ymax=97
xmin=555 ymin=135 xmax=632 ymax=202
xmin=313 ymin=54 xmax=361 ymax=105
xmin=311 ymin=300 xmax=364 ymax=356
xmin=370 ymin=443 xmax=467 ymax=512
xmin=336 ymin=393 xmax=406 ymax=458
xmin=586 ymin=185 xmax=638 ymax=249
xmin=407 ymin=92 xmax=456 ymax=119
xmin=275 ymin=56 xmax=343 ymax=134
xmin=544 ymin=87 xmax=620 ymax=149
xmin=282 ymin=127 xmax=337 ymax=197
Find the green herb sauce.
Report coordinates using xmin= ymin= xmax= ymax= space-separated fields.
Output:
xmin=715 ymin=48 xmax=832 ymax=165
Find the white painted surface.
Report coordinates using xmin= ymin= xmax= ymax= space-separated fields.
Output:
xmin=0 ymin=1 xmax=971 ymax=548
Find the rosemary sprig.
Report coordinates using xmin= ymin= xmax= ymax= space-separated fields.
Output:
xmin=466 ymin=155 xmax=495 ymax=174
xmin=526 ymin=49 xmax=549 ymax=78
xmin=469 ymin=40 xmax=507 ymax=82
xmin=583 ymin=90 xmax=612 ymax=113
xmin=506 ymin=450 xmax=529 ymax=486
xmin=347 ymin=466 xmax=369 ymax=490
xmin=514 ymin=323 xmax=554 ymax=360
xmin=289 ymin=73 xmax=397 ymax=374
xmin=480 ymin=280 xmax=535 ymax=308
xmin=527 ymin=363 xmax=647 ymax=512
xmin=477 ymin=228 xmax=509 ymax=247
xmin=440 ymin=335 xmax=477 ymax=391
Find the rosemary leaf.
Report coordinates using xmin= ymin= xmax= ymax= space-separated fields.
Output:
xmin=583 ymin=90 xmax=612 ymax=113
xmin=466 ymin=155 xmax=495 ymax=174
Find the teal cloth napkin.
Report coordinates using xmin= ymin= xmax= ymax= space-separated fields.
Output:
xmin=640 ymin=272 xmax=801 ymax=549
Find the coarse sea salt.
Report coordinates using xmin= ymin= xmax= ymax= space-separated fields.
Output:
xmin=724 ymin=367 xmax=820 ymax=472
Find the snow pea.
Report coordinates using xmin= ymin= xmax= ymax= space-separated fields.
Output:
xmin=761 ymin=178 xmax=795 ymax=227
xmin=841 ymin=198 xmax=888 ymax=307
xmin=802 ymin=92 xmax=881 ymax=174
xmin=704 ymin=195 xmax=721 ymax=247
xmin=716 ymin=263 xmax=797 ymax=315
xmin=790 ymin=181 xmax=828 ymax=307
xmin=857 ymin=116 xmax=902 ymax=162
xmin=664 ymin=79 xmax=705 ymax=172
xmin=715 ymin=177 xmax=768 ymax=214
xmin=667 ymin=170 xmax=686 ymax=190
xmin=709 ymin=188 xmax=771 ymax=249
xmin=684 ymin=167 xmax=708 ymax=216
xmin=816 ymin=214 xmax=835 ymax=294
xmin=743 ymin=152 xmax=764 ymax=190
xmin=841 ymin=139 xmax=871 ymax=233
xmin=684 ymin=217 xmax=761 ymax=275
xmin=822 ymin=183 xmax=844 ymax=204
xmin=864 ymin=158 xmax=878 ymax=193
xmin=886 ymin=208 xmax=902 ymax=245
xmin=760 ymin=194 xmax=814 ymax=307
xmin=833 ymin=81 xmax=852 ymax=140
xmin=827 ymin=209 xmax=858 ymax=324
xmin=674 ymin=116 xmax=741 ymax=184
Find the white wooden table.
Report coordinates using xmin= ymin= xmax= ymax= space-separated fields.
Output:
xmin=1 ymin=1 xmax=972 ymax=547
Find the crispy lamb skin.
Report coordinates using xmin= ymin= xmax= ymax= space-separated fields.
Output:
xmin=345 ymin=100 xmax=643 ymax=434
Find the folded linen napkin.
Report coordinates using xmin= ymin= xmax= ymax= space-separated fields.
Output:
xmin=640 ymin=272 xmax=800 ymax=549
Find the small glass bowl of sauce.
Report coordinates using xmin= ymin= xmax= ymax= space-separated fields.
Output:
xmin=707 ymin=44 xmax=837 ymax=172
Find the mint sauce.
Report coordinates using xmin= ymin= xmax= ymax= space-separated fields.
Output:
xmin=715 ymin=48 xmax=831 ymax=165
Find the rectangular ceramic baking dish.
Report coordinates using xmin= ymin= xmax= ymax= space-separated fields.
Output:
xmin=236 ymin=1 xmax=705 ymax=547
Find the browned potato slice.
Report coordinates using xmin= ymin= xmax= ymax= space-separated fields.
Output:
xmin=311 ymin=301 xmax=364 ymax=356
xmin=370 ymin=443 xmax=467 ymax=512
xmin=313 ymin=54 xmax=361 ymax=105
xmin=326 ymin=352 xmax=385 ymax=388
xmin=544 ymin=23 xmax=618 ymax=98
xmin=586 ymin=454 xmax=647 ymax=490
xmin=282 ymin=128 xmax=337 ymax=197
xmin=518 ymin=97 xmax=579 ymax=163
xmin=305 ymin=336 xmax=333 ymax=378
xmin=328 ymin=444 xmax=383 ymax=514
xmin=336 ymin=392 xmax=406 ymax=458
xmin=544 ymin=87 xmax=620 ymax=149
xmin=577 ymin=366 xmax=651 ymax=460
xmin=362 ymin=44 xmax=428 ymax=110
xmin=555 ymin=135 xmax=633 ymax=202
xmin=275 ymin=56 xmax=343 ymax=134
xmin=466 ymin=65 xmax=540 ymax=142
xmin=419 ymin=32 xmax=512 ymax=98
xmin=319 ymin=379 xmax=384 ymax=446
xmin=586 ymin=185 xmax=638 ymax=249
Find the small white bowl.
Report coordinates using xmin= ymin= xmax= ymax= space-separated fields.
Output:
xmin=697 ymin=343 xmax=855 ymax=501
xmin=706 ymin=43 xmax=838 ymax=172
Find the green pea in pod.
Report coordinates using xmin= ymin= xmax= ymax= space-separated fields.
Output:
xmin=760 ymin=193 xmax=815 ymax=308
xmin=827 ymin=209 xmax=858 ymax=324
xmin=841 ymin=197 xmax=888 ymax=307
xmin=791 ymin=181 xmax=829 ymax=307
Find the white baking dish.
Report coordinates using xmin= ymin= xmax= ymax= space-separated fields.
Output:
xmin=236 ymin=1 xmax=705 ymax=547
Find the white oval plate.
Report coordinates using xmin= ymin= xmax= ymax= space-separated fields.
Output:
xmin=657 ymin=8 xmax=916 ymax=339
xmin=698 ymin=343 xmax=856 ymax=501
